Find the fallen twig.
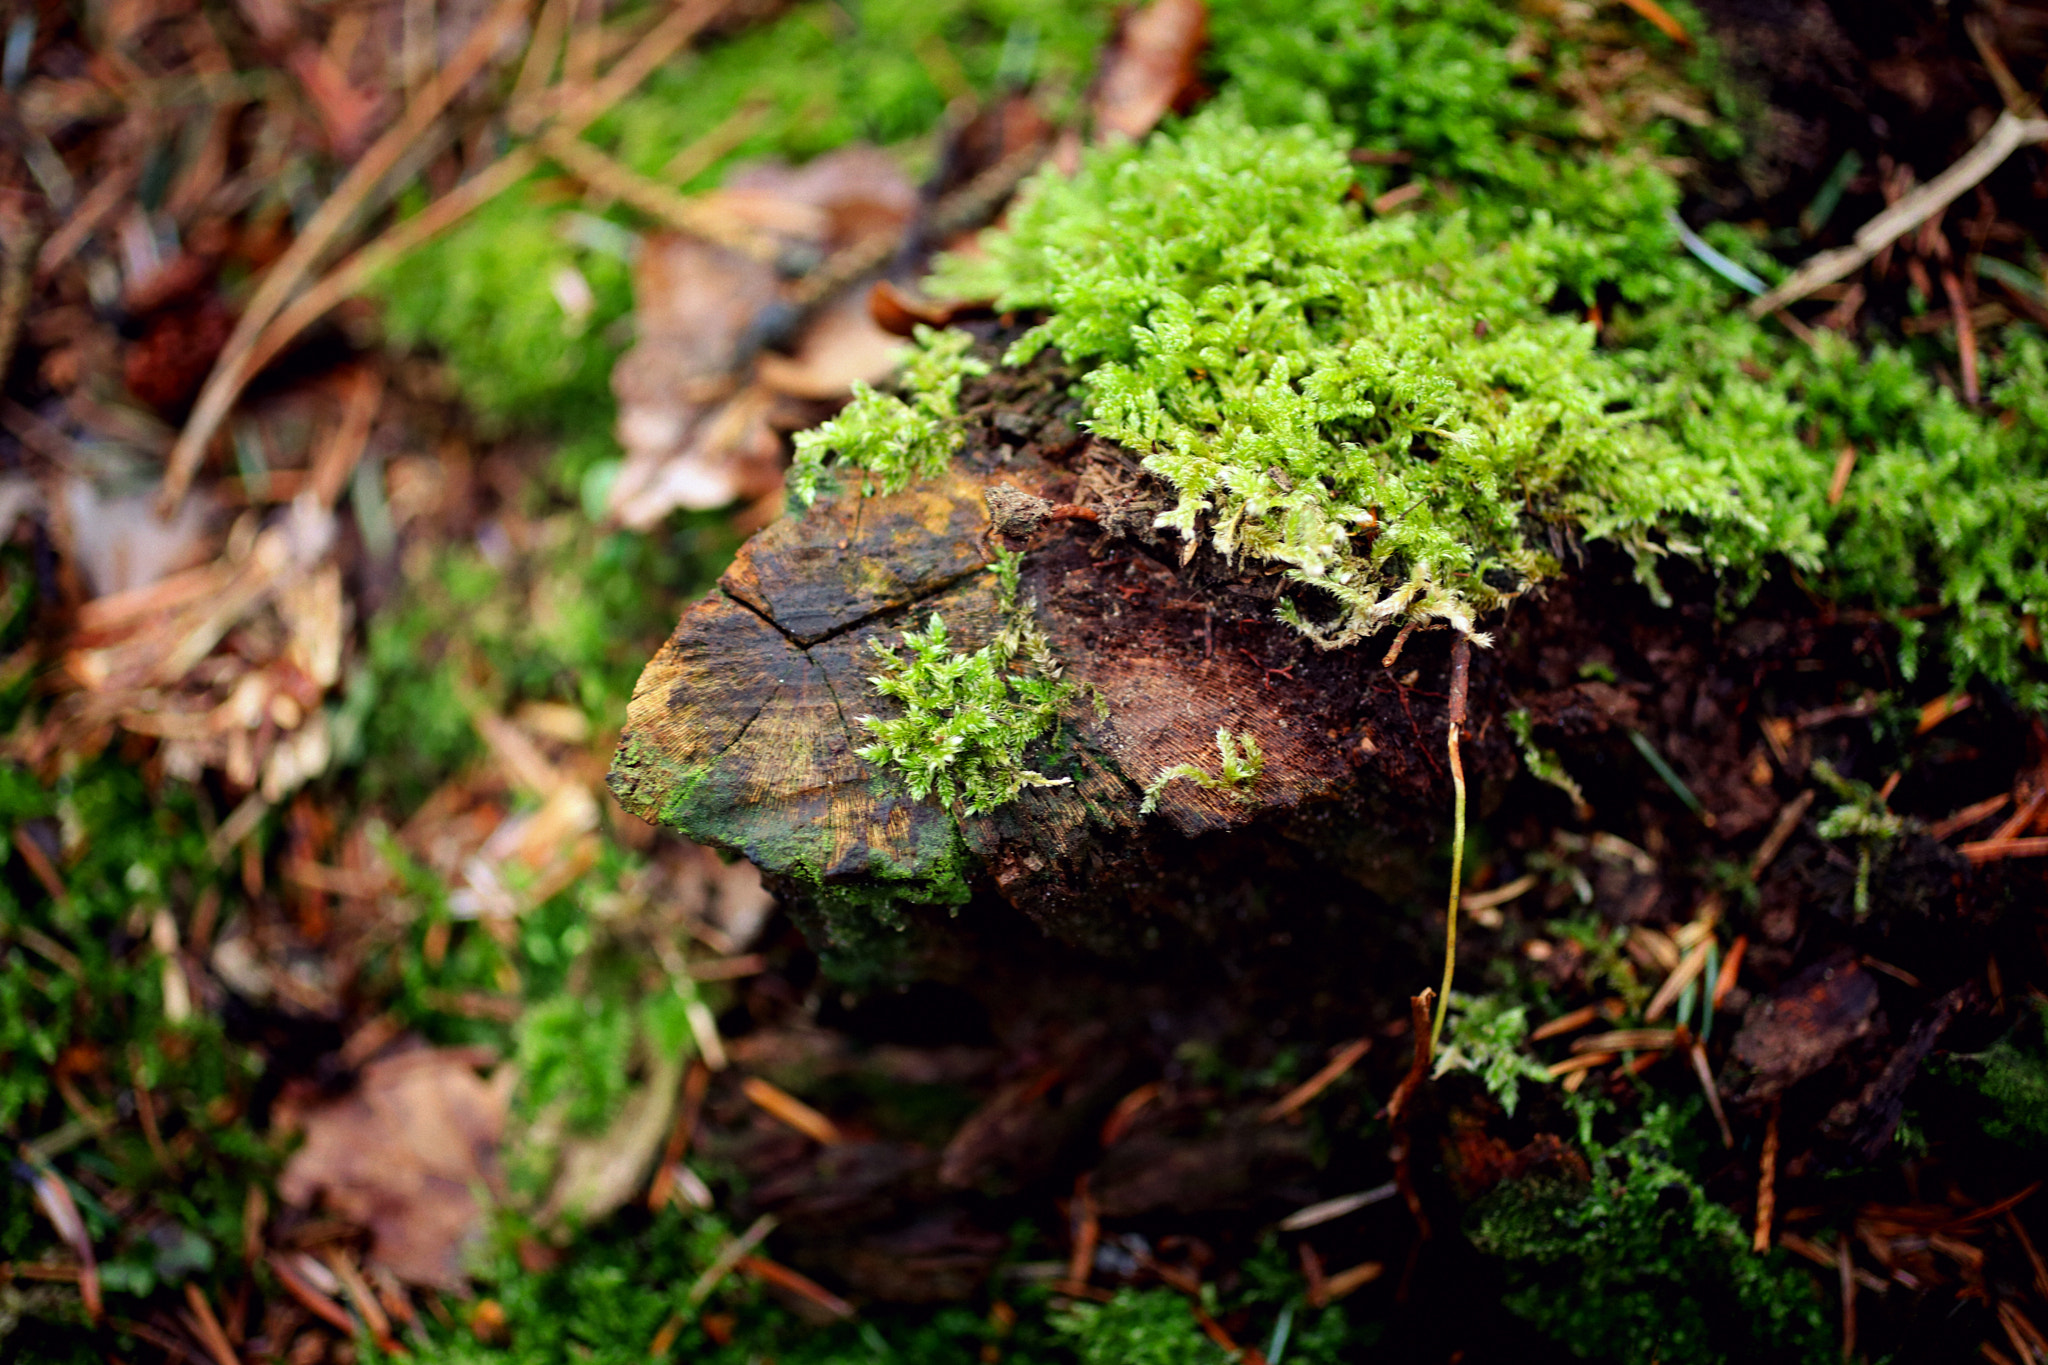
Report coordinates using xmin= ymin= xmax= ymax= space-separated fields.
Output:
xmin=1749 ymin=110 xmax=2048 ymax=318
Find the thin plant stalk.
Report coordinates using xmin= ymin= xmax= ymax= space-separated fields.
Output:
xmin=1431 ymin=632 xmax=1472 ymax=1050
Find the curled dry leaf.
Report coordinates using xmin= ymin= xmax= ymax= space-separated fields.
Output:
xmin=277 ymin=1047 xmax=512 ymax=1291
xmin=609 ymin=144 xmax=919 ymax=526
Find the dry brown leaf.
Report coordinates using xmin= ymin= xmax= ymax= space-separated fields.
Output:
xmin=1091 ymin=0 xmax=1207 ymax=144
xmin=277 ymin=1047 xmax=511 ymax=1291
xmin=755 ymin=291 xmax=907 ymax=400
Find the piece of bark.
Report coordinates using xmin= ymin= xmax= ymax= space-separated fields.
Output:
xmin=609 ymin=349 xmax=1496 ymax=943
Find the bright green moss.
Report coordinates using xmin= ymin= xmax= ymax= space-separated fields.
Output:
xmin=1139 ymin=728 xmax=1264 ymax=814
xmin=789 ymin=326 xmax=990 ymax=506
xmin=1432 ymin=992 xmax=1552 ymax=1117
xmin=936 ymin=107 xmax=1779 ymax=646
xmin=926 ymin=100 xmax=2047 ymax=703
xmin=856 ymin=550 xmax=1078 ymax=814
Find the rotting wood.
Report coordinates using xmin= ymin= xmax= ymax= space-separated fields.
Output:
xmin=607 ymin=345 xmax=1497 ymax=943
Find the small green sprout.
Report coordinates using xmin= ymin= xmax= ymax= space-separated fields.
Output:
xmin=789 ymin=326 xmax=990 ymax=506
xmin=1139 ymin=728 xmax=1266 ymax=814
xmin=1508 ymin=709 xmax=1588 ymax=813
xmin=855 ymin=550 xmax=1076 ymax=816
xmin=1432 ymin=992 xmax=1552 ymax=1117
xmin=1812 ymin=758 xmax=1906 ymax=918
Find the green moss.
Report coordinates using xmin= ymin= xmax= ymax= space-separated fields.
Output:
xmin=921 ymin=96 xmax=2047 ymax=702
xmin=1937 ymin=1000 xmax=2048 ymax=1152
xmin=1139 ymin=728 xmax=1265 ymax=814
xmin=1810 ymin=758 xmax=1907 ymax=918
xmin=788 ymin=326 xmax=990 ymax=506
xmin=856 ymin=550 xmax=1078 ymax=815
xmin=1472 ymin=1099 xmax=1829 ymax=1364
xmin=1432 ymin=991 xmax=1552 ymax=1117
xmin=936 ymin=107 xmax=1784 ymax=646
xmin=1508 ymin=710 xmax=1587 ymax=811
xmin=378 ymin=191 xmax=635 ymax=431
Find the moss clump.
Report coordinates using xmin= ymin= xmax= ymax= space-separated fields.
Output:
xmin=925 ymin=98 xmax=2047 ymax=703
xmin=1471 ymin=1100 xmax=1830 ymax=1364
xmin=1432 ymin=991 xmax=1552 ymax=1117
xmin=856 ymin=550 xmax=1077 ymax=815
xmin=936 ymin=107 xmax=1780 ymax=646
xmin=789 ymin=326 xmax=989 ymax=506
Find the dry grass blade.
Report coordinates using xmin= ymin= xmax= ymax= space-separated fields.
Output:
xmin=1755 ymin=1100 xmax=1779 ymax=1252
xmin=1617 ymin=0 xmax=1691 ymax=46
xmin=1572 ymin=1028 xmax=1679 ymax=1053
xmin=1319 ymin=1261 xmax=1384 ymax=1302
xmin=221 ymin=0 xmax=738 ymax=447
xmin=739 ymin=1255 xmax=855 ymax=1318
xmin=1065 ymin=1174 xmax=1098 ymax=1288
xmin=1278 ymin=1182 xmax=1399 ymax=1232
xmin=536 ymin=127 xmax=782 ymax=257
xmin=1644 ymin=939 xmax=1711 ymax=1021
xmin=741 ymin=1077 xmax=842 ymax=1145
xmin=686 ymin=1213 xmax=776 ymax=1306
xmin=1960 ymin=836 xmax=2048 ymax=864
xmin=161 ymin=0 xmax=537 ymax=511
xmin=1928 ymin=793 xmax=2009 ymax=840
xmin=1689 ymin=1042 xmax=1734 ymax=1149
xmin=181 ymin=1283 xmax=240 ymax=1365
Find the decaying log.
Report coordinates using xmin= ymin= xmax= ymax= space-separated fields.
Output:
xmin=609 ymin=352 xmax=1505 ymax=949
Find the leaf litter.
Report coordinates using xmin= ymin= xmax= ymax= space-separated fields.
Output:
xmin=1 ymin=0 xmax=2048 ymax=1362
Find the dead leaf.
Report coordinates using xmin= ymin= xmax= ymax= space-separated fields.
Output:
xmin=1091 ymin=0 xmax=1207 ymax=144
xmin=1728 ymin=955 xmax=1881 ymax=1102
xmin=277 ymin=1047 xmax=511 ymax=1291
xmin=723 ymin=144 xmax=918 ymax=249
xmin=756 ymin=291 xmax=907 ymax=400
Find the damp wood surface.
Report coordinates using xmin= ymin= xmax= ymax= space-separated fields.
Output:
xmin=608 ymin=341 xmax=1508 ymax=939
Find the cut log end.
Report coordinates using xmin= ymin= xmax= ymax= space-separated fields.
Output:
xmin=608 ymin=352 xmax=1497 ymax=942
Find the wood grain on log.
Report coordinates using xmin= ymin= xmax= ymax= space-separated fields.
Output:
xmin=610 ymin=356 xmax=1494 ymax=943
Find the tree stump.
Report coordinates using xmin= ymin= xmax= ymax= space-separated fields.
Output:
xmin=609 ymin=349 xmax=1507 ymax=955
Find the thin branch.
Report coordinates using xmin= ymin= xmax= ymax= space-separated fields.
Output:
xmin=1748 ymin=110 xmax=2048 ymax=318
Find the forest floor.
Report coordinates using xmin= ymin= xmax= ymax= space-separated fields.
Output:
xmin=2 ymin=0 xmax=2048 ymax=1362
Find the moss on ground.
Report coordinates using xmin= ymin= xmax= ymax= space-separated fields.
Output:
xmin=1470 ymin=1100 xmax=1831 ymax=1365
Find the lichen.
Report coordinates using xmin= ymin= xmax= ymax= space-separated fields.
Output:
xmin=855 ymin=549 xmax=1077 ymax=815
xmin=1139 ymin=728 xmax=1265 ymax=814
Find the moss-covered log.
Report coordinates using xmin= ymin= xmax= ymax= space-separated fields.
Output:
xmin=609 ymin=355 xmax=1506 ymax=949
